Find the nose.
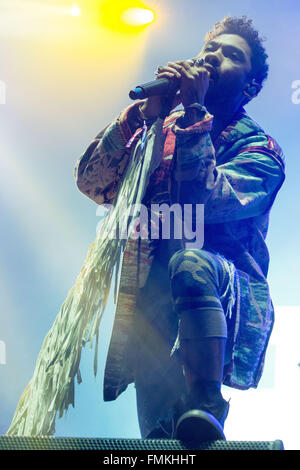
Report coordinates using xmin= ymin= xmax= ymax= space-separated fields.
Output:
xmin=204 ymin=50 xmax=222 ymax=67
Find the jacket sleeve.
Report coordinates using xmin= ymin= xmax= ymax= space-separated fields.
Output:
xmin=172 ymin=123 xmax=285 ymax=224
xmin=74 ymin=102 xmax=144 ymax=205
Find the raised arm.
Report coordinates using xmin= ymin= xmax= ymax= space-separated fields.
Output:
xmin=172 ymin=123 xmax=285 ymax=223
xmin=74 ymin=103 xmax=145 ymax=205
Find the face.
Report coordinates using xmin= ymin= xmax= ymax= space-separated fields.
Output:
xmin=195 ymin=33 xmax=253 ymax=108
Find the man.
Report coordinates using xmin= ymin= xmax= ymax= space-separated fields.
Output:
xmin=73 ymin=16 xmax=285 ymax=442
xmin=7 ymin=16 xmax=285 ymax=441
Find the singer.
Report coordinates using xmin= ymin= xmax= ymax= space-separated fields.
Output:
xmin=7 ymin=16 xmax=285 ymax=441
xmin=73 ymin=15 xmax=285 ymax=441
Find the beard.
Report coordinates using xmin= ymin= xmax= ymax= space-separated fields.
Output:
xmin=204 ymin=76 xmax=244 ymax=109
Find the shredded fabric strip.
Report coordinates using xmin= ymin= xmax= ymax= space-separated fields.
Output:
xmin=6 ymin=119 xmax=165 ymax=436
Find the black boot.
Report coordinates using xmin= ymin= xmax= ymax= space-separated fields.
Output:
xmin=175 ymin=337 xmax=229 ymax=443
xmin=176 ymin=380 xmax=229 ymax=442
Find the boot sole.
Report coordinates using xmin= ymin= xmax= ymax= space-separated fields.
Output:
xmin=176 ymin=409 xmax=226 ymax=443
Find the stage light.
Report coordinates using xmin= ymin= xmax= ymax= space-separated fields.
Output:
xmin=69 ymin=5 xmax=81 ymax=17
xmin=99 ymin=1 xmax=156 ymax=33
xmin=121 ymin=7 xmax=155 ymax=26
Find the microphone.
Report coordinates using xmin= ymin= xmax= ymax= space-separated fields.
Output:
xmin=129 ymin=58 xmax=205 ymax=100
xmin=129 ymin=77 xmax=179 ymax=100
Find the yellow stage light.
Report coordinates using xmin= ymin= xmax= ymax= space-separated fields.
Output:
xmin=121 ymin=7 xmax=155 ymax=26
xmin=99 ymin=1 xmax=156 ymax=33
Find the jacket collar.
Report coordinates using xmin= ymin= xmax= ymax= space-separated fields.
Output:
xmin=216 ymin=107 xmax=264 ymax=143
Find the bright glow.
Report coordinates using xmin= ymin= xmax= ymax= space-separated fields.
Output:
xmin=99 ymin=1 xmax=156 ymax=33
xmin=121 ymin=7 xmax=154 ymax=26
xmin=69 ymin=5 xmax=81 ymax=17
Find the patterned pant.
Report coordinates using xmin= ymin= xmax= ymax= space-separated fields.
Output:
xmin=168 ymin=248 xmax=236 ymax=342
xmin=134 ymin=245 xmax=237 ymax=438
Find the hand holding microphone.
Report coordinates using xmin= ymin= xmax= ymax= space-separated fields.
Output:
xmin=130 ymin=58 xmax=211 ymax=120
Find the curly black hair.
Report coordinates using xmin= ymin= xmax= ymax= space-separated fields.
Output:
xmin=205 ymin=16 xmax=269 ymax=92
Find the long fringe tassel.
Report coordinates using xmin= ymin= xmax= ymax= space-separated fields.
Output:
xmin=6 ymin=118 xmax=164 ymax=436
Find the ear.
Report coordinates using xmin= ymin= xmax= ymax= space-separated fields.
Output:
xmin=243 ymin=79 xmax=261 ymax=102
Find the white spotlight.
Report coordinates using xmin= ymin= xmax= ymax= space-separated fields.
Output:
xmin=69 ymin=5 xmax=81 ymax=17
xmin=121 ymin=7 xmax=155 ymax=26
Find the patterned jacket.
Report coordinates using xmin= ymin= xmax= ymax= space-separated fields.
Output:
xmin=74 ymin=102 xmax=285 ymax=401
